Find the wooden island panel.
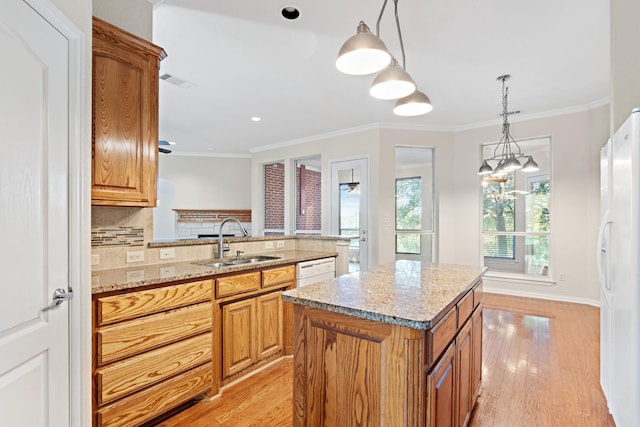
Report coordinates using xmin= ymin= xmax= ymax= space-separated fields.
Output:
xmin=293 ymin=305 xmax=425 ymax=426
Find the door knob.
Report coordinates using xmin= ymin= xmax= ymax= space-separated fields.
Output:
xmin=46 ymin=288 xmax=74 ymax=310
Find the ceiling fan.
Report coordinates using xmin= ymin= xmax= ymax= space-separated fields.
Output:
xmin=159 ymin=140 xmax=173 ymax=154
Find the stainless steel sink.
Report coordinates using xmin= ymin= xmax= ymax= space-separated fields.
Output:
xmin=199 ymin=255 xmax=281 ymax=268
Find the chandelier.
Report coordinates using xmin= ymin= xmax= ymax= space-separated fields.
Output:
xmin=478 ymin=75 xmax=539 ymax=176
xmin=335 ymin=0 xmax=433 ymax=117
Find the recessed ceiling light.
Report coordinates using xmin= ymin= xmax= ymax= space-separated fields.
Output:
xmin=281 ymin=6 xmax=300 ymax=20
xmin=251 ymin=116 xmax=262 ymax=122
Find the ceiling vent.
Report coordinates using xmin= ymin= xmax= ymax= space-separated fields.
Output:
xmin=159 ymin=73 xmax=195 ymax=89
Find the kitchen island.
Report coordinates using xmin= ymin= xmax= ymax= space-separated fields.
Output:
xmin=282 ymin=260 xmax=485 ymax=427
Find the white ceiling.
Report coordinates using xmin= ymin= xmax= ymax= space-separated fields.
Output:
xmin=152 ymin=0 xmax=609 ymax=156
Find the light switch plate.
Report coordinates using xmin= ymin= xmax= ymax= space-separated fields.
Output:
xmin=91 ymin=254 xmax=100 ymax=266
xmin=265 ymin=241 xmax=274 ymax=249
xmin=126 ymin=251 xmax=145 ymax=263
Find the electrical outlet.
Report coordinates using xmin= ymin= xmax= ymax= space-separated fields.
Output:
xmin=276 ymin=240 xmax=285 ymax=248
xmin=159 ymin=248 xmax=175 ymax=260
xmin=559 ymin=273 xmax=566 ymax=281
xmin=91 ymin=254 xmax=100 ymax=266
xmin=126 ymin=251 xmax=145 ymax=263
xmin=160 ymin=266 xmax=176 ymax=278
xmin=126 ymin=270 xmax=145 ymax=282
xmin=265 ymin=241 xmax=274 ymax=249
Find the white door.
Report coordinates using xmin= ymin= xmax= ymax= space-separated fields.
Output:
xmin=0 ymin=1 xmax=72 ymax=425
xmin=330 ymin=158 xmax=369 ymax=271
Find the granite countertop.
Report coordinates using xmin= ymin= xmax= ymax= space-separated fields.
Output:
xmin=91 ymin=250 xmax=337 ymax=294
xmin=282 ymin=260 xmax=486 ymax=330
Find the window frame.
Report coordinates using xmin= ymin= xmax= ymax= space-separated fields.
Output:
xmin=480 ymin=137 xmax=552 ymax=279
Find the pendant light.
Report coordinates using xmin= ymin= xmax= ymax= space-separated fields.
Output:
xmin=394 ymin=89 xmax=433 ymax=116
xmin=337 ymin=0 xmax=433 ymax=115
xmin=370 ymin=58 xmax=415 ymax=100
xmin=478 ymin=75 xmax=539 ymax=176
xmin=336 ymin=22 xmax=391 ymax=75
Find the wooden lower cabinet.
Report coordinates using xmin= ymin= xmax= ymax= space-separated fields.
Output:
xmin=222 ymin=298 xmax=257 ymax=377
xmin=256 ymin=292 xmax=284 ymax=359
xmin=472 ymin=305 xmax=483 ymax=402
xmin=456 ymin=319 xmax=474 ymax=427
xmin=221 ymin=291 xmax=284 ymax=379
xmin=427 ymin=343 xmax=456 ymax=427
xmin=93 ymin=279 xmax=213 ymax=426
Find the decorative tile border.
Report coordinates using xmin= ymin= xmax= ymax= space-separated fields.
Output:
xmin=91 ymin=226 xmax=144 ymax=247
xmin=174 ymin=209 xmax=251 ymax=223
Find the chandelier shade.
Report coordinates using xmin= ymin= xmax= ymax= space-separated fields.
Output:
xmin=478 ymin=75 xmax=537 ymax=176
xmin=336 ymin=21 xmax=391 ymax=75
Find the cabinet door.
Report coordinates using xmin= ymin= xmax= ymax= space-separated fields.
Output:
xmin=91 ymin=18 xmax=164 ymax=207
xmin=427 ymin=342 xmax=456 ymax=427
xmin=456 ymin=319 xmax=473 ymax=427
xmin=222 ymin=299 xmax=257 ymax=378
xmin=256 ymin=292 xmax=283 ymax=360
xmin=472 ymin=305 xmax=483 ymax=402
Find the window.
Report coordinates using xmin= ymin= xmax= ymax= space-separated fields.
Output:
xmin=481 ymin=137 xmax=551 ymax=277
xmin=295 ymin=157 xmax=322 ymax=235
xmin=396 ymin=177 xmax=422 ymax=254
xmin=263 ymin=161 xmax=285 ymax=235
xmin=395 ymin=147 xmax=435 ymax=262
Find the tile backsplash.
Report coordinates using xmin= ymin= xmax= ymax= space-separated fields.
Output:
xmin=91 ymin=226 xmax=144 ymax=247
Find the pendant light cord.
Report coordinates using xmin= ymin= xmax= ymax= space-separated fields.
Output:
xmin=375 ymin=0 xmax=408 ymax=71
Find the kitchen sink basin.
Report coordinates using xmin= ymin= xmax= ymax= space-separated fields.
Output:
xmin=199 ymin=255 xmax=281 ymax=268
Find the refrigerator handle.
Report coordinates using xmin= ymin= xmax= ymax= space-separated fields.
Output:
xmin=597 ymin=210 xmax=612 ymax=291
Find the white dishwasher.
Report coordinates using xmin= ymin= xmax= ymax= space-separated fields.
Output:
xmin=296 ymin=257 xmax=336 ymax=287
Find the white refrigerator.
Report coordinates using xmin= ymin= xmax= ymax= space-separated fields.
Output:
xmin=598 ymin=108 xmax=640 ymax=426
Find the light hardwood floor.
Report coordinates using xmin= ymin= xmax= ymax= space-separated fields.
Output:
xmin=158 ymin=293 xmax=615 ymax=427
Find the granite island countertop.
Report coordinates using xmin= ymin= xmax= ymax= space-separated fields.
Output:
xmin=91 ymin=249 xmax=337 ymax=294
xmin=282 ymin=260 xmax=486 ymax=330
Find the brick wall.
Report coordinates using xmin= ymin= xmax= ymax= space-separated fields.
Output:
xmin=264 ymin=162 xmax=285 ymax=231
xmin=296 ymin=166 xmax=321 ymax=233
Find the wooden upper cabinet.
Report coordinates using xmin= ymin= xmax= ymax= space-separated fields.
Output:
xmin=91 ymin=17 xmax=166 ymax=206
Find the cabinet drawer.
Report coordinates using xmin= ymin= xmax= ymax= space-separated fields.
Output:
xmin=97 ymin=302 xmax=212 ymax=366
xmin=96 ymin=363 xmax=212 ymax=427
xmin=427 ymin=307 xmax=457 ymax=367
xmin=457 ymin=290 xmax=474 ymax=326
xmin=473 ymin=281 xmax=483 ymax=307
xmin=262 ymin=265 xmax=295 ymax=288
xmin=217 ymin=272 xmax=260 ymax=298
xmin=96 ymin=333 xmax=211 ymax=405
xmin=96 ymin=280 xmax=213 ymax=326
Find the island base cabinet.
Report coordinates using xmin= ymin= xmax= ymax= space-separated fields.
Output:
xmin=292 ymin=305 xmax=425 ymax=427
xmin=290 ymin=281 xmax=484 ymax=427
xmin=456 ymin=319 xmax=474 ymax=427
xmin=427 ymin=342 xmax=456 ymax=427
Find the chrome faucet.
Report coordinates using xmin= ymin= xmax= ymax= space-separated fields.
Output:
xmin=217 ymin=217 xmax=249 ymax=258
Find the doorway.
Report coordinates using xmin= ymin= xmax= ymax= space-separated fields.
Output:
xmin=330 ymin=158 xmax=369 ymax=272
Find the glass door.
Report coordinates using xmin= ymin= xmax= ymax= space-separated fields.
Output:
xmin=331 ymin=158 xmax=369 ymax=272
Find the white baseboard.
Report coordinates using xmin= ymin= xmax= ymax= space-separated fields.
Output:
xmin=484 ymin=286 xmax=600 ymax=307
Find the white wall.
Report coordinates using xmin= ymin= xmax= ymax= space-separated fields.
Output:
xmin=251 ymin=106 xmax=607 ymax=304
xmin=452 ymin=105 xmax=609 ymax=304
xmin=611 ymin=0 xmax=640 ymax=131
xmin=154 ymin=155 xmax=252 ymax=239
xmin=158 ymin=155 xmax=252 ymax=208
xmin=92 ymin=0 xmax=153 ymax=41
